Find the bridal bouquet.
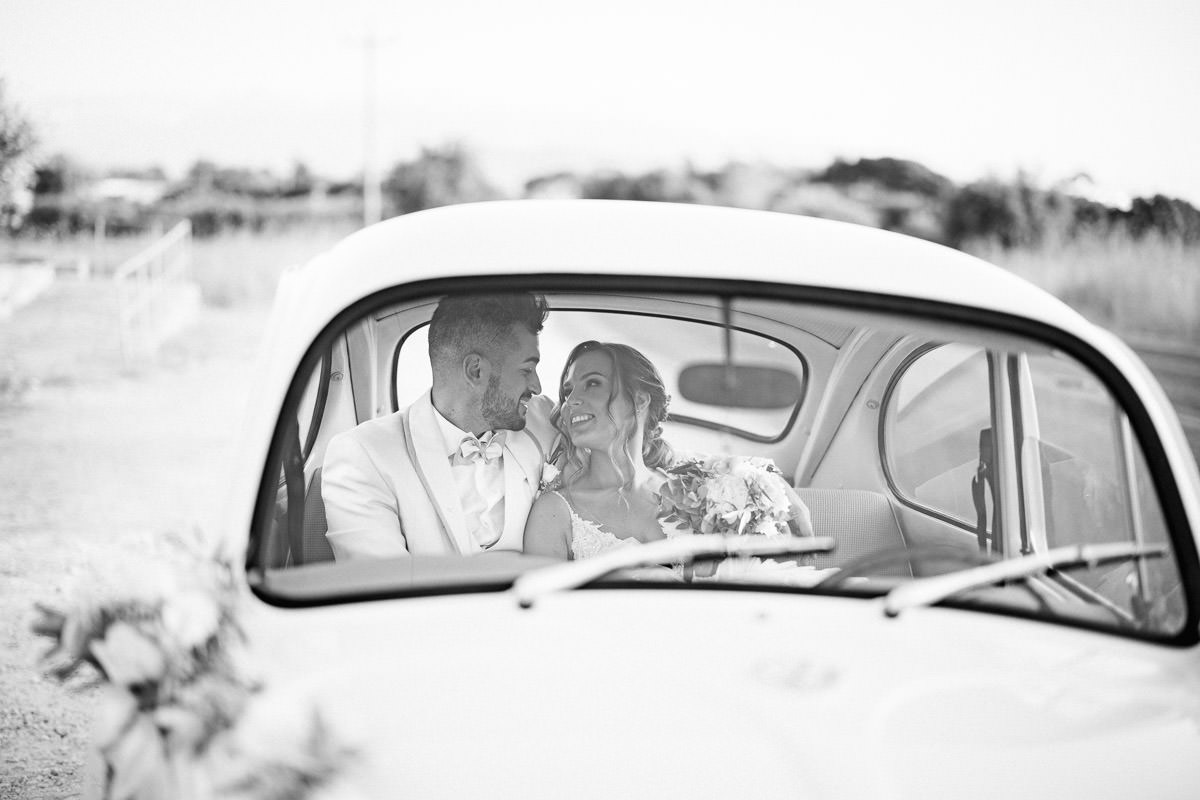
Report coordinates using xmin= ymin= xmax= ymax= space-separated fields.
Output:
xmin=31 ymin=532 xmax=358 ymax=800
xmin=656 ymin=454 xmax=810 ymax=538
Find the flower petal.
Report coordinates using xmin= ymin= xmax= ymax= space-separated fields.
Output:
xmin=90 ymin=623 xmax=167 ymax=687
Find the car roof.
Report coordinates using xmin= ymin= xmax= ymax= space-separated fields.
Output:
xmin=284 ymin=199 xmax=1088 ymax=339
xmin=224 ymin=199 xmax=1200 ymax=562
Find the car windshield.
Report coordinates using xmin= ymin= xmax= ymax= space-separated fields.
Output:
xmin=249 ymin=284 xmax=1190 ymax=642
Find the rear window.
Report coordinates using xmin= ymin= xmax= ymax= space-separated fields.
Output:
xmin=394 ymin=310 xmax=806 ymax=441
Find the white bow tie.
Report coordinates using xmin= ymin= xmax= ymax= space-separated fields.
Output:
xmin=454 ymin=431 xmax=505 ymax=465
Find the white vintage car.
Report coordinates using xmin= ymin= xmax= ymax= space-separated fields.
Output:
xmin=222 ymin=200 xmax=1200 ymax=798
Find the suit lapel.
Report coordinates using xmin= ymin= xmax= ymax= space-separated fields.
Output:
xmin=500 ymin=430 xmax=540 ymax=543
xmin=405 ymin=393 xmax=473 ymax=555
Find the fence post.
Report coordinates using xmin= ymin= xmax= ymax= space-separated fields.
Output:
xmin=113 ymin=220 xmax=195 ymax=365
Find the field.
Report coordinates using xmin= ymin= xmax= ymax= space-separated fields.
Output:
xmin=0 ymin=223 xmax=1197 ymax=798
xmin=0 ymin=228 xmax=347 ymax=799
xmin=973 ymin=233 xmax=1200 ymax=454
xmin=968 ymin=231 xmax=1200 ymax=342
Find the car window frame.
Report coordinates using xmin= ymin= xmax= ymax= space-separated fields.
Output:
xmin=878 ymin=342 xmax=1000 ymax=537
xmin=247 ymin=272 xmax=1200 ymax=646
xmin=1014 ymin=351 xmax=1182 ymax=625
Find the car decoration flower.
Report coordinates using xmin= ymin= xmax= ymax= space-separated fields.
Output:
xmin=31 ymin=533 xmax=358 ymax=800
xmin=656 ymin=454 xmax=810 ymax=538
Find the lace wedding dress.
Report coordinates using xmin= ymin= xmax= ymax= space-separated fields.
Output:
xmin=549 ymin=491 xmax=680 ymax=559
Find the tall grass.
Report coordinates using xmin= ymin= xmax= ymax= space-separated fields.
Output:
xmin=968 ymin=231 xmax=1200 ymax=343
xmin=9 ymin=216 xmax=1197 ymax=341
xmin=187 ymin=221 xmax=359 ymax=308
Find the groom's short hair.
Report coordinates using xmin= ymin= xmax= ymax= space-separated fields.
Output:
xmin=429 ymin=292 xmax=549 ymax=370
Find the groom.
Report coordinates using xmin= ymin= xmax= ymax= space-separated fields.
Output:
xmin=322 ymin=292 xmax=553 ymax=560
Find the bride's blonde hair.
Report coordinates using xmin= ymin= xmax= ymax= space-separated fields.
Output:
xmin=553 ymin=341 xmax=673 ymax=495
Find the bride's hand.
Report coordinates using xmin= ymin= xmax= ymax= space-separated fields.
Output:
xmin=784 ymin=485 xmax=816 ymax=538
xmin=524 ymin=394 xmax=560 ymax=453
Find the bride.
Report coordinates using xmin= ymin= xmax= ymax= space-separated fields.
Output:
xmin=522 ymin=340 xmax=812 ymax=561
xmin=522 ymin=341 xmax=674 ymax=559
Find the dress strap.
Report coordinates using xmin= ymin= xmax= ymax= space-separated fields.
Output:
xmin=548 ymin=490 xmax=587 ymax=526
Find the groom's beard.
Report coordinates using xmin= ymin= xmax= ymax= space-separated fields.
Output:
xmin=481 ymin=375 xmax=528 ymax=431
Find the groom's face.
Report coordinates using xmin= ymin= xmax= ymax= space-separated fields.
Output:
xmin=480 ymin=323 xmax=541 ymax=431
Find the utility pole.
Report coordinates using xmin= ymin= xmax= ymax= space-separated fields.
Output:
xmin=362 ymin=30 xmax=382 ymax=227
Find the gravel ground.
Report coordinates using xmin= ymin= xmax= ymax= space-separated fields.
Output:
xmin=0 ymin=295 xmax=266 ymax=799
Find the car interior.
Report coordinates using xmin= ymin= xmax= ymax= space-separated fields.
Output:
xmin=247 ymin=286 xmax=1187 ymax=639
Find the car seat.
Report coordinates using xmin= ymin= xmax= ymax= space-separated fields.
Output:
xmin=793 ymin=487 xmax=912 ymax=578
xmin=300 ymin=468 xmax=335 ymax=564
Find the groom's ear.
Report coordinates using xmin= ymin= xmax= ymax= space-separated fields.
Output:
xmin=462 ymin=352 xmax=490 ymax=387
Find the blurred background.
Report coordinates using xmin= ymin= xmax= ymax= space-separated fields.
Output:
xmin=2 ymin=0 xmax=1199 ymax=332
xmin=1 ymin=1 xmax=1198 ymax=796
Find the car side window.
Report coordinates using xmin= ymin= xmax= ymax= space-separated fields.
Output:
xmin=1024 ymin=352 xmax=1184 ymax=631
xmin=1025 ymin=353 xmax=1128 ymax=549
xmin=883 ymin=344 xmax=992 ymax=529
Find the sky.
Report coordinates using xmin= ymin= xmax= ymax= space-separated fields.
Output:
xmin=2 ymin=0 xmax=1199 ymax=205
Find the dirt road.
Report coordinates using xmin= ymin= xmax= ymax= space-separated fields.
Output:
xmin=0 ymin=295 xmax=267 ymax=799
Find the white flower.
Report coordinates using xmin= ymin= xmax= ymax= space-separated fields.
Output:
xmin=218 ymin=682 xmax=359 ymax=799
xmin=662 ymin=454 xmax=809 ymax=538
xmin=162 ymin=589 xmax=222 ymax=651
xmin=707 ymin=471 xmax=750 ymax=510
xmin=751 ymin=517 xmax=779 ymax=536
xmin=102 ymin=710 xmax=172 ymax=800
xmin=90 ymin=622 xmax=167 ymax=687
xmin=153 ymin=705 xmax=209 ymax=754
xmin=757 ymin=471 xmax=792 ymax=516
xmin=94 ymin=684 xmax=140 ymax=749
xmin=539 ymin=461 xmax=560 ymax=489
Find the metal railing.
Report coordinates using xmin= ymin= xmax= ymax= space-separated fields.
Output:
xmin=113 ymin=220 xmax=193 ymax=363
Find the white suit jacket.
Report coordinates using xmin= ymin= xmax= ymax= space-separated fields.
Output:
xmin=322 ymin=391 xmax=546 ymax=560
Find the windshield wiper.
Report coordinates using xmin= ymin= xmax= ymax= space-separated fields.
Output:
xmin=511 ymin=534 xmax=835 ymax=609
xmin=882 ymin=542 xmax=1167 ymax=618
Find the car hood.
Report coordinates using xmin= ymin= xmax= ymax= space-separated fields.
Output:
xmin=237 ymin=588 xmax=1200 ymax=799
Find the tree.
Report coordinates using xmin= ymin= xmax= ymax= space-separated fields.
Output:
xmin=0 ymin=79 xmax=37 ymax=229
xmin=581 ymin=167 xmax=715 ymax=205
xmin=32 ymin=153 xmax=87 ymax=196
xmin=381 ymin=143 xmax=500 ymax=216
xmin=815 ymin=157 xmax=955 ymax=199
xmin=1122 ymin=195 xmax=1200 ymax=243
xmin=944 ymin=180 xmax=1026 ymax=249
xmin=285 ymin=160 xmax=315 ymax=198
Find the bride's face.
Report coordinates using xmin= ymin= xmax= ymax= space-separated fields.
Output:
xmin=559 ymin=350 xmax=635 ymax=452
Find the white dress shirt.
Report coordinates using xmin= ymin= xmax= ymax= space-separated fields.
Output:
xmin=432 ymin=408 xmax=506 ymax=549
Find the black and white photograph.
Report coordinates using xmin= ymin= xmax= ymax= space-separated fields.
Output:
xmin=2 ymin=1 xmax=1199 ymax=798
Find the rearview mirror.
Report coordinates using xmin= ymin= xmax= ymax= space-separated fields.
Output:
xmin=677 ymin=363 xmax=802 ymax=409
